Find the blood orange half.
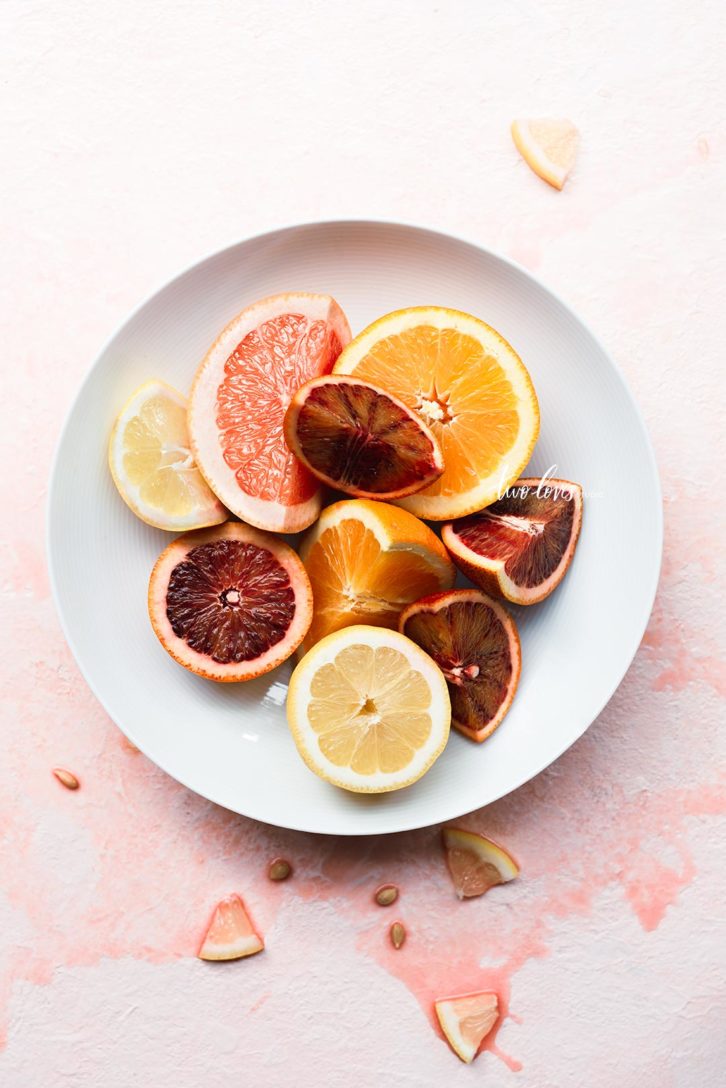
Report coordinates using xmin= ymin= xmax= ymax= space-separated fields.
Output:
xmin=188 ymin=293 xmax=351 ymax=533
xmin=148 ymin=521 xmax=313 ymax=681
xmin=442 ymin=478 xmax=583 ymax=605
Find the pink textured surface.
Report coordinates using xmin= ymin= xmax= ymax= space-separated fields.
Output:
xmin=2 ymin=3 xmax=725 ymax=1085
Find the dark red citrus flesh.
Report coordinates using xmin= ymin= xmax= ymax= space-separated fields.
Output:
xmin=289 ymin=379 xmax=441 ymax=497
xmin=217 ymin=314 xmax=343 ymax=504
xmin=401 ymin=597 xmax=516 ymax=734
xmin=166 ymin=539 xmax=296 ymax=664
xmin=452 ymin=484 xmax=577 ymax=588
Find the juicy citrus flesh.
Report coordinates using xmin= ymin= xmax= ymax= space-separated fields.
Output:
xmin=217 ymin=312 xmax=344 ymax=505
xmin=109 ymin=380 xmax=225 ymax=530
xmin=511 ymin=118 xmax=579 ymax=190
xmin=334 ymin=309 xmax=539 ymax=519
xmin=198 ymin=894 xmax=263 ymax=961
xmin=284 ymin=376 xmax=443 ymax=499
xmin=299 ymin=499 xmax=455 ymax=652
xmin=287 ymin=625 xmax=451 ymax=792
xmin=442 ymin=827 xmax=520 ymax=899
xmin=400 ymin=590 xmax=520 ymax=742
xmin=435 ymin=992 xmax=499 ymax=1063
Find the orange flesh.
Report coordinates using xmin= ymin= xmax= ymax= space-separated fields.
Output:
xmin=303 ymin=519 xmax=449 ymax=649
xmin=216 ymin=313 xmax=343 ymax=504
xmin=346 ymin=326 xmax=521 ymax=501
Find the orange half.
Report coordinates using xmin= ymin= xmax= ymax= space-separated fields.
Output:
xmin=334 ymin=307 xmax=539 ymax=520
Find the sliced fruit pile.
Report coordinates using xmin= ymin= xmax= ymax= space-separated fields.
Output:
xmin=109 ymin=289 xmax=583 ymax=794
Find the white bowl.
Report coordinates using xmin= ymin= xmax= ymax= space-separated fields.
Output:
xmin=48 ymin=220 xmax=662 ymax=834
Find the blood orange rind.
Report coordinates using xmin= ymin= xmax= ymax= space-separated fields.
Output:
xmin=434 ymin=991 xmax=499 ymax=1063
xmin=399 ymin=588 xmax=521 ymax=743
xmin=442 ymin=826 xmax=520 ymax=899
xmin=283 ymin=375 xmax=444 ymax=500
xmin=188 ymin=292 xmax=351 ymax=533
xmin=333 ymin=306 xmax=540 ymax=520
xmin=197 ymin=894 xmax=264 ymax=961
xmin=148 ymin=521 xmax=313 ymax=681
xmin=442 ymin=478 xmax=583 ymax=605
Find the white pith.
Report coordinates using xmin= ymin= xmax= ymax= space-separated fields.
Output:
xmin=188 ymin=293 xmax=351 ymax=532
xmin=109 ymin=379 xmax=227 ymax=531
xmin=286 ymin=625 xmax=451 ymax=793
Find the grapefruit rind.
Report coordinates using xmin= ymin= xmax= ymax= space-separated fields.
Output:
xmin=197 ymin=894 xmax=264 ymax=961
xmin=108 ymin=379 xmax=227 ymax=532
xmin=442 ymin=827 xmax=520 ymax=899
xmin=148 ymin=522 xmax=313 ymax=682
xmin=286 ymin=624 xmax=451 ymax=793
xmin=188 ymin=292 xmax=351 ymax=533
xmin=434 ymin=991 xmax=499 ymax=1063
xmin=333 ymin=306 xmax=540 ymax=520
xmin=442 ymin=479 xmax=583 ymax=605
xmin=399 ymin=588 xmax=521 ymax=743
xmin=283 ymin=375 xmax=444 ymax=500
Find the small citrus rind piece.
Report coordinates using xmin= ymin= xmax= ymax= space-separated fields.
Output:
xmin=333 ymin=306 xmax=539 ymax=520
xmin=435 ymin=991 xmax=499 ymax=1063
xmin=148 ymin=521 xmax=313 ymax=682
xmin=298 ymin=498 xmax=455 ymax=653
xmin=108 ymin=379 xmax=227 ymax=531
xmin=283 ymin=375 xmax=444 ymax=499
xmin=442 ymin=826 xmax=520 ymax=899
xmin=511 ymin=118 xmax=579 ymax=190
xmin=188 ymin=292 xmax=351 ymax=533
xmin=286 ymin=624 xmax=451 ymax=793
xmin=399 ymin=589 xmax=521 ymax=743
xmin=197 ymin=894 xmax=264 ymax=961
xmin=442 ymin=478 xmax=583 ymax=605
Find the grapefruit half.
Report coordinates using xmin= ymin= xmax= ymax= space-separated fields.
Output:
xmin=189 ymin=292 xmax=351 ymax=533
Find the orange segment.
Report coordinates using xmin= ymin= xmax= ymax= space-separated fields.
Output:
xmin=298 ymin=499 xmax=455 ymax=652
xmin=334 ymin=308 xmax=539 ymax=520
xmin=511 ymin=118 xmax=579 ymax=190
xmin=435 ymin=991 xmax=499 ymax=1063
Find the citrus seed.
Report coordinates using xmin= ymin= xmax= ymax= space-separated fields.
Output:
xmin=389 ymin=921 xmax=406 ymax=949
xmin=374 ymin=884 xmax=399 ymax=906
xmin=52 ymin=768 xmax=79 ymax=790
xmin=268 ymin=857 xmax=292 ymax=881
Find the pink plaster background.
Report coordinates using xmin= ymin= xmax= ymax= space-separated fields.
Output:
xmin=2 ymin=2 xmax=725 ymax=1085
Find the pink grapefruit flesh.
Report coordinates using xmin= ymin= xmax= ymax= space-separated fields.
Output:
xmin=442 ymin=826 xmax=520 ymax=899
xmin=434 ymin=991 xmax=499 ymax=1063
xmin=197 ymin=894 xmax=264 ymax=961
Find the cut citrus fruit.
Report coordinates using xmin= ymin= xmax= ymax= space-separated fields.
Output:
xmin=442 ymin=478 xmax=583 ymax=605
xmin=442 ymin=827 xmax=520 ymax=899
xmin=197 ymin=894 xmax=264 ymax=961
xmin=283 ymin=375 xmax=443 ymax=499
xmin=108 ymin=379 xmax=227 ymax=531
xmin=188 ymin=292 xmax=351 ymax=533
xmin=434 ymin=991 xmax=499 ymax=1063
xmin=511 ymin=118 xmax=579 ymax=190
xmin=298 ymin=498 xmax=456 ymax=653
xmin=148 ymin=521 xmax=312 ymax=681
xmin=399 ymin=589 xmax=520 ymax=743
xmin=286 ymin=625 xmax=451 ymax=793
xmin=333 ymin=307 xmax=539 ymax=520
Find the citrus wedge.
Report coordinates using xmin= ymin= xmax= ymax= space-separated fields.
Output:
xmin=333 ymin=307 xmax=539 ymax=519
xmin=197 ymin=894 xmax=264 ymax=961
xmin=442 ymin=827 xmax=520 ymax=899
xmin=435 ymin=991 xmax=499 ymax=1063
xmin=298 ymin=498 xmax=455 ymax=653
xmin=286 ymin=625 xmax=451 ymax=793
xmin=108 ymin=380 xmax=227 ymax=531
xmin=188 ymin=292 xmax=351 ymax=533
xmin=511 ymin=118 xmax=579 ymax=190
xmin=443 ymin=478 xmax=583 ymax=605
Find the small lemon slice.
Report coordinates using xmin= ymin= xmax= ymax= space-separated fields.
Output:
xmin=286 ymin=625 xmax=451 ymax=793
xmin=511 ymin=118 xmax=579 ymax=190
xmin=109 ymin=379 xmax=227 ymax=531
xmin=435 ymin=991 xmax=499 ymax=1063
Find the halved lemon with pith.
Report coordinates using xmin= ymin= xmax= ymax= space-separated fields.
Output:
xmin=109 ymin=379 xmax=226 ymax=531
xmin=286 ymin=625 xmax=451 ymax=793
xmin=334 ymin=307 xmax=540 ymax=520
